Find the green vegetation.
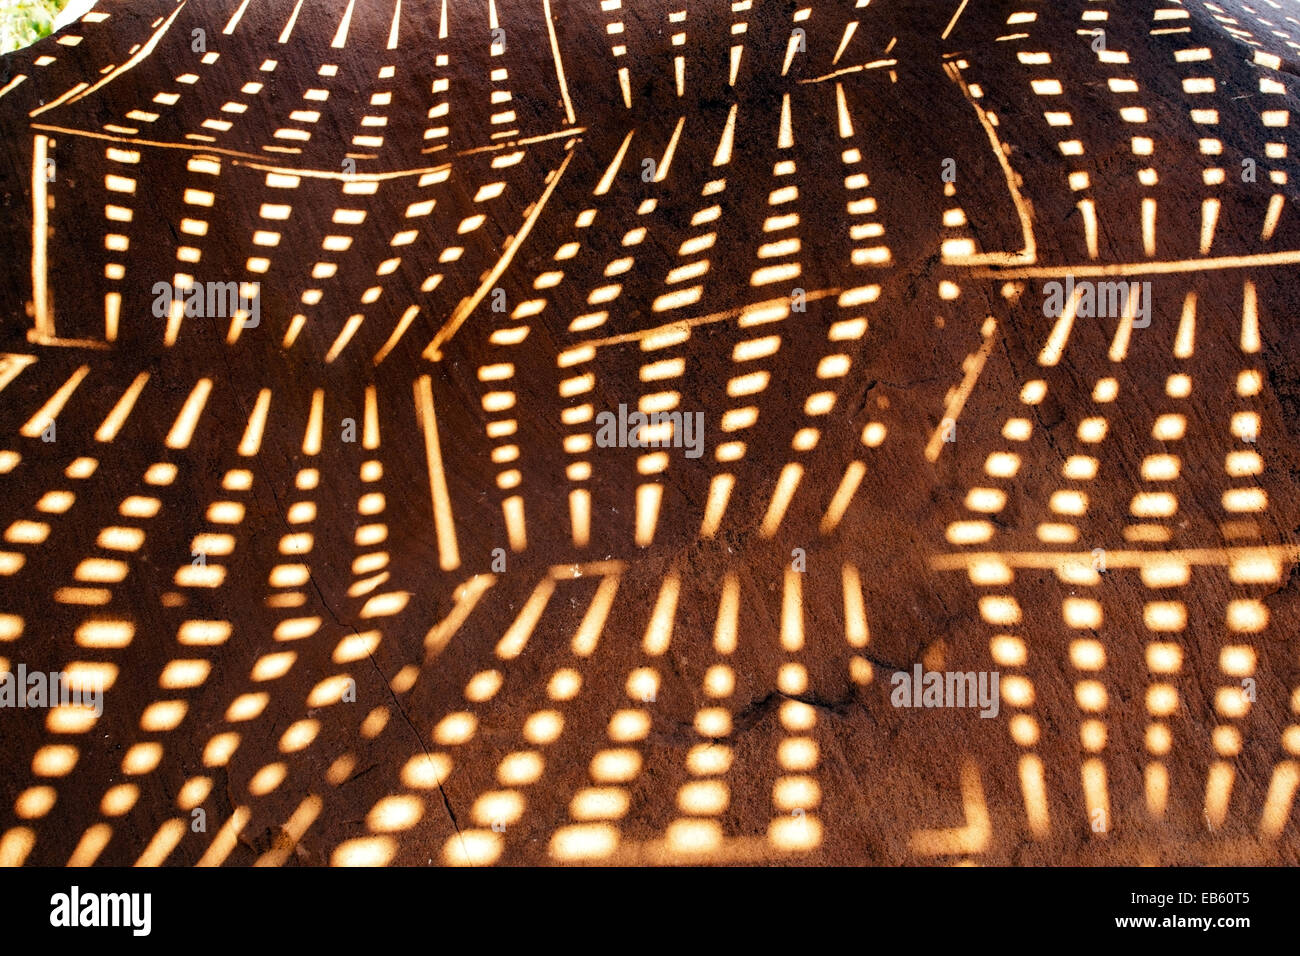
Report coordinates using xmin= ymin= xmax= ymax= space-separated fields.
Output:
xmin=1 ymin=1 xmax=72 ymax=55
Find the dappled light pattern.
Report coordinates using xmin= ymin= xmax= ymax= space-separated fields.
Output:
xmin=1 ymin=0 xmax=1299 ymax=865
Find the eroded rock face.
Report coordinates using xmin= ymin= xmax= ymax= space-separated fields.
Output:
xmin=0 ymin=0 xmax=1297 ymax=866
